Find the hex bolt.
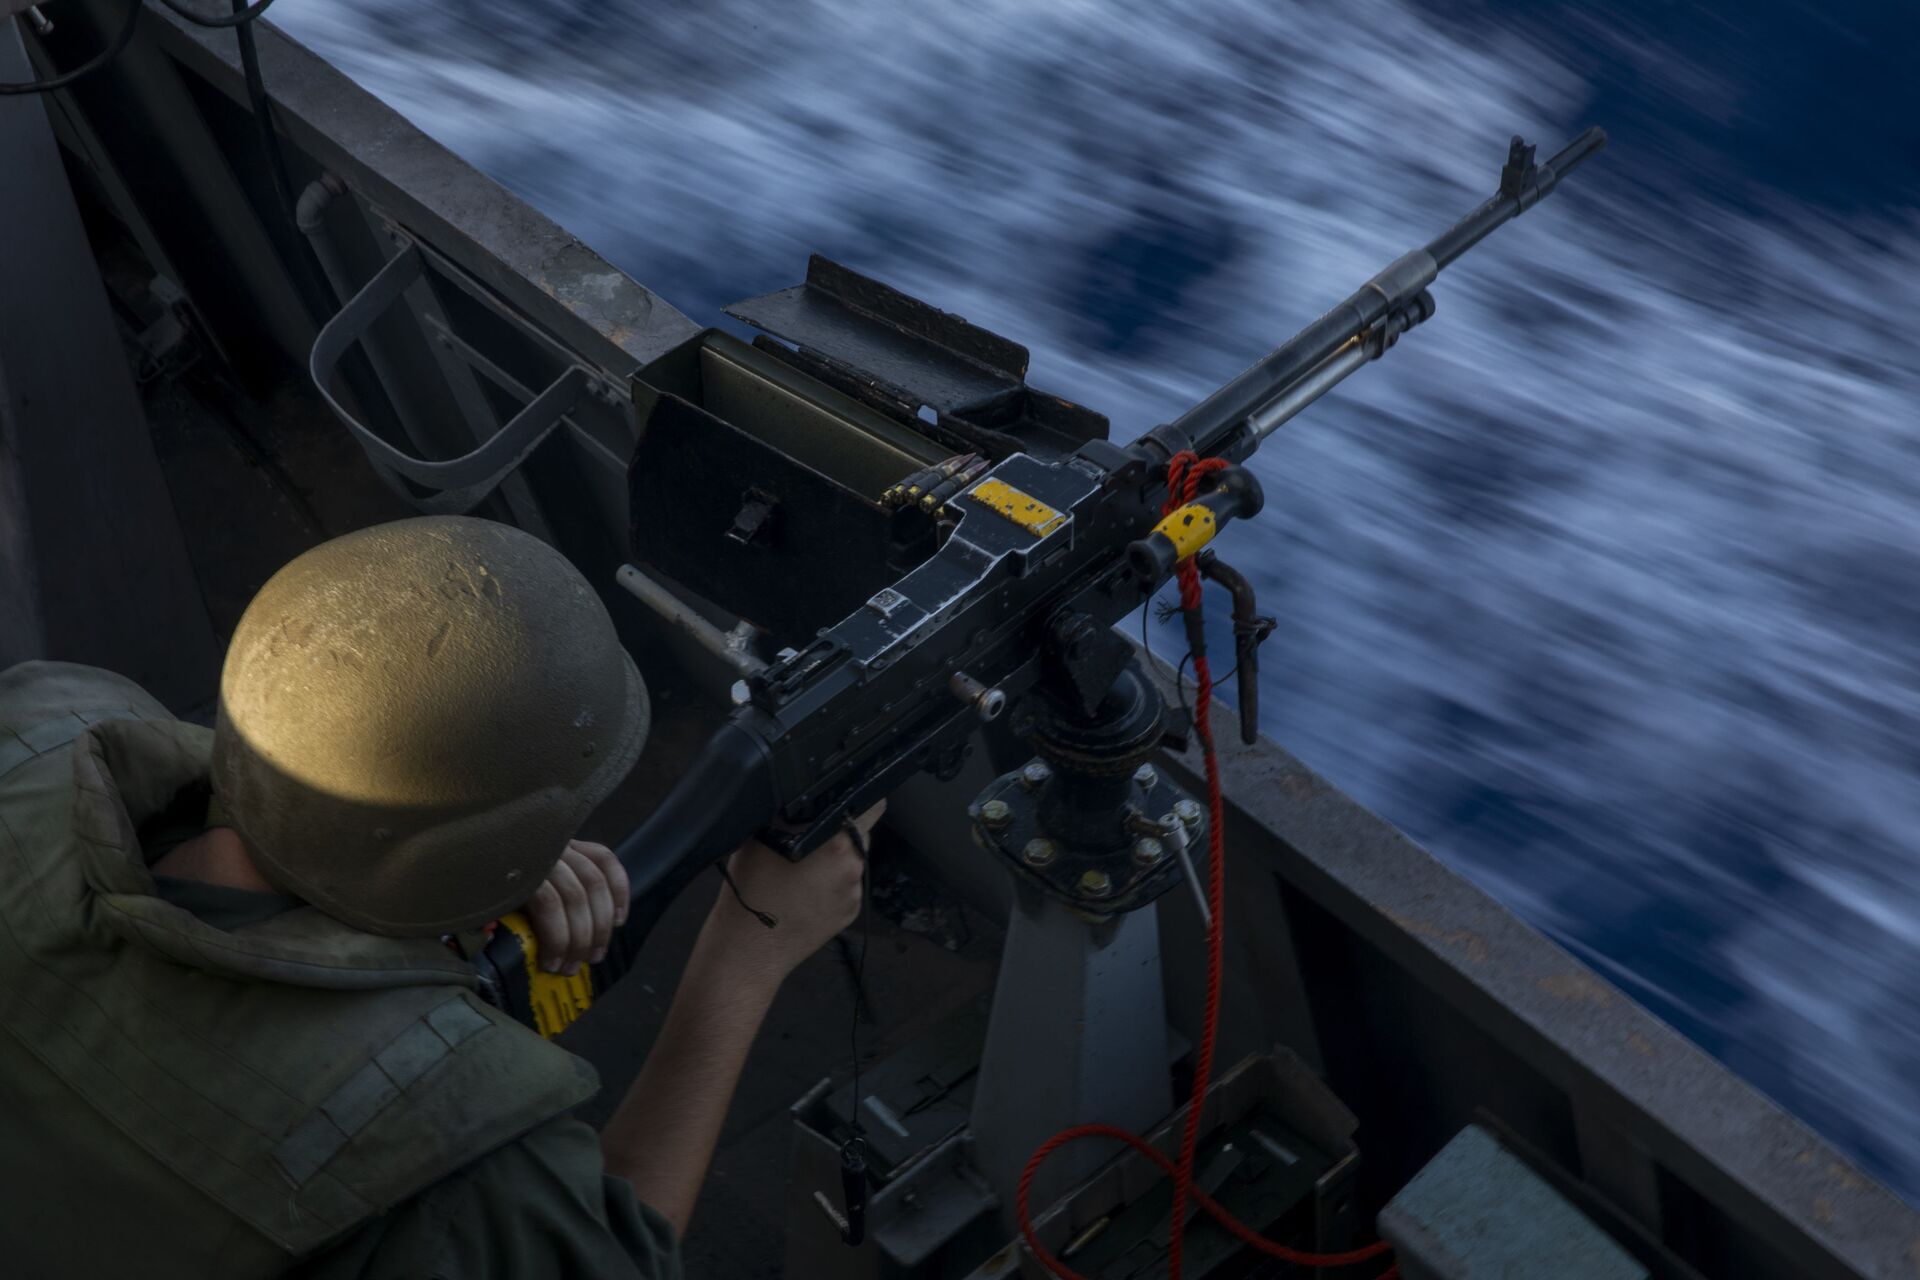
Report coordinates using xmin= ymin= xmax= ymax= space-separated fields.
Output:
xmin=1174 ymin=798 xmax=1204 ymax=829
xmin=980 ymin=799 xmax=1013 ymax=830
xmin=1019 ymin=760 xmax=1052 ymax=790
xmin=1078 ymin=869 xmax=1113 ymax=897
xmin=1132 ymin=837 xmax=1166 ymax=868
xmin=1133 ymin=763 xmax=1158 ymax=789
xmin=1023 ymin=838 xmax=1058 ymax=867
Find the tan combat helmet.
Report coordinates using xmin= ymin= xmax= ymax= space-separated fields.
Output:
xmin=211 ymin=516 xmax=650 ymax=936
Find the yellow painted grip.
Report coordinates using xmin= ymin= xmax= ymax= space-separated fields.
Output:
xmin=1151 ymin=503 xmax=1219 ymax=563
xmin=498 ymin=911 xmax=595 ymax=1039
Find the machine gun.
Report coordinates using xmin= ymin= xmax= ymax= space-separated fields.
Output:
xmin=477 ymin=127 xmax=1610 ymax=1040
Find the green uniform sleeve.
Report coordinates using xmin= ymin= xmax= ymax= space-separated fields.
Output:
xmin=292 ymin=1117 xmax=681 ymax=1280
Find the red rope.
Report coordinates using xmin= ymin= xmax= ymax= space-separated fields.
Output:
xmin=1013 ymin=452 xmax=1393 ymax=1280
xmin=1166 ymin=452 xmax=1230 ymax=1280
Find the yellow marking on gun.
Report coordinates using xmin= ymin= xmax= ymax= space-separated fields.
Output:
xmin=967 ymin=479 xmax=1067 ymax=536
xmin=498 ymin=911 xmax=595 ymax=1040
xmin=1151 ymin=503 xmax=1218 ymax=562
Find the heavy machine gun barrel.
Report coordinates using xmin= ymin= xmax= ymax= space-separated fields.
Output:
xmin=1161 ymin=127 xmax=1608 ymax=461
xmin=480 ymin=126 xmax=1609 ymax=1037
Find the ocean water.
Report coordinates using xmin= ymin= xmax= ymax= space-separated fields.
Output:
xmin=275 ymin=0 xmax=1920 ymax=1199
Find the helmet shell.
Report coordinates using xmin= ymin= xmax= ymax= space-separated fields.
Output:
xmin=211 ymin=516 xmax=649 ymax=936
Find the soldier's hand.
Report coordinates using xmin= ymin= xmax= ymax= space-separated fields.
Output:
xmin=524 ymin=839 xmax=630 ymax=976
xmin=707 ymin=799 xmax=885 ymax=983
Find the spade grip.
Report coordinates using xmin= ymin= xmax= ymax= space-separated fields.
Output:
xmin=478 ymin=717 xmax=776 ymax=1037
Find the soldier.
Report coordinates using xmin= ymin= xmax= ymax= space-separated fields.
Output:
xmin=0 ymin=515 xmax=880 ymax=1278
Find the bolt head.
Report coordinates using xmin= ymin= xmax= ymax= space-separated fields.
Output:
xmin=1174 ymin=798 xmax=1203 ymax=828
xmin=1133 ymin=763 xmax=1158 ymax=789
xmin=1132 ymin=837 xmax=1166 ymax=867
xmin=1078 ymin=869 xmax=1113 ymax=897
xmin=1022 ymin=838 xmax=1058 ymax=867
xmin=1019 ymin=760 xmax=1052 ymax=790
xmin=980 ymin=798 xmax=1013 ymax=829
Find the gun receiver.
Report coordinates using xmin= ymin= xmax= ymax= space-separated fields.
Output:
xmin=481 ymin=127 xmax=1609 ymax=1037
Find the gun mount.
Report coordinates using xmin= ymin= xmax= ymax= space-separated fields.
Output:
xmin=969 ymin=662 xmax=1200 ymax=918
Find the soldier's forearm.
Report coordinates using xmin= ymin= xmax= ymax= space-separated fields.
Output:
xmin=599 ymin=902 xmax=784 ymax=1236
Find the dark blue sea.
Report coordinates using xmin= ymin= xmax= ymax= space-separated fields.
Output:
xmin=279 ymin=0 xmax=1920 ymax=1200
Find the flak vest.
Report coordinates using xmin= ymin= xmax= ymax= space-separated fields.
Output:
xmin=0 ymin=661 xmax=599 ymax=1276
